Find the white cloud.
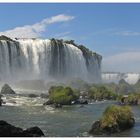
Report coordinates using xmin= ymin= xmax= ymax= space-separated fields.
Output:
xmin=42 ymin=14 xmax=74 ymax=24
xmin=102 ymin=51 xmax=140 ymax=72
xmin=52 ymin=31 xmax=74 ymax=40
xmin=0 ymin=14 xmax=74 ymax=38
xmin=114 ymin=31 xmax=140 ymax=36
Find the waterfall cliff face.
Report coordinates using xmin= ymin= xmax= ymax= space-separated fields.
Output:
xmin=0 ymin=37 xmax=102 ymax=83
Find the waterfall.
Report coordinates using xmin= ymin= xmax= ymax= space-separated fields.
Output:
xmin=0 ymin=37 xmax=102 ymax=83
xmin=102 ymin=72 xmax=140 ymax=84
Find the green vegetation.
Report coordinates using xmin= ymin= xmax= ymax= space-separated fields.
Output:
xmin=48 ymin=86 xmax=78 ymax=105
xmin=50 ymin=39 xmax=102 ymax=67
xmin=100 ymin=105 xmax=134 ymax=128
xmin=88 ymin=85 xmax=118 ymax=100
xmin=89 ymin=105 xmax=135 ymax=135
xmin=63 ymin=39 xmax=102 ymax=62
xmin=118 ymin=93 xmax=140 ymax=105
xmin=116 ymin=79 xmax=135 ymax=94
xmin=46 ymin=78 xmax=140 ymax=105
xmin=103 ymin=79 xmax=135 ymax=95
xmin=64 ymin=39 xmax=99 ymax=57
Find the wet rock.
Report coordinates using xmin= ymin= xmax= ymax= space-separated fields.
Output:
xmin=43 ymin=100 xmax=62 ymax=108
xmin=0 ymin=100 xmax=2 ymax=106
xmin=72 ymin=99 xmax=88 ymax=105
xmin=43 ymin=100 xmax=53 ymax=105
xmin=0 ymin=120 xmax=45 ymax=137
xmin=89 ymin=120 xmax=103 ymax=135
xmin=0 ymin=96 xmax=3 ymax=106
xmin=22 ymin=126 xmax=44 ymax=137
xmin=40 ymin=93 xmax=49 ymax=98
xmin=28 ymin=94 xmax=39 ymax=98
xmin=89 ymin=105 xmax=135 ymax=136
xmin=53 ymin=103 xmax=62 ymax=108
xmin=1 ymin=84 xmax=16 ymax=95
xmin=79 ymin=99 xmax=88 ymax=104
xmin=0 ymin=120 xmax=23 ymax=137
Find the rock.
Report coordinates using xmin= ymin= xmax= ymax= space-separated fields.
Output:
xmin=118 ymin=117 xmax=135 ymax=130
xmin=22 ymin=127 xmax=44 ymax=137
xmin=43 ymin=100 xmax=53 ymax=105
xmin=71 ymin=100 xmax=80 ymax=105
xmin=53 ymin=103 xmax=62 ymax=108
xmin=0 ymin=120 xmax=44 ymax=137
xmin=0 ymin=95 xmax=3 ymax=106
xmin=0 ymin=120 xmax=23 ymax=137
xmin=28 ymin=94 xmax=39 ymax=98
xmin=1 ymin=84 xmax=16 ymax=94
xmin=40 ymin=93 xmax=48 ymax=98
xmin=0 ymin=100 xmax=2 ymax=106
xmin=89 ymin=105 xmax=135 ymax=136
xmin=43 ymin=100 xmax=62 ymax=108
xmin=89 ymin=121 xmax=103 ymax=135
xmin=79 ymin=99 xmax=88 ymax=104
xmin=72 ymin=99 xmax=88 ymax=105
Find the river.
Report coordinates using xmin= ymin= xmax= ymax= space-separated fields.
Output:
xmin=0 ymin=90 xmax=140 ymax=137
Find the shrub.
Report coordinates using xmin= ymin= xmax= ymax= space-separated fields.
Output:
xmin=100 ymin=105 xmax=133 ymax=128
xmin=118 ymin=93 xmax=140 ymax=105
xmin=88 ymin=85 xmax=117 ymax=100
xmin=89 ymin=105 xmax=135 ymax=135
xmin=48 ymin=86 xmax=78 ymax=105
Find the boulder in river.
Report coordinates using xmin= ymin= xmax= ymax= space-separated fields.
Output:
xmin=89 ymin=105 xmax=135 ymax=136
xmin=22 ymin=126 xmax=45 ymax=137
xmin=43 ymin=100 xmax=53 ymax=105
xmin=28 ymin=94 xmax=39 ymax=98
xmin=0 ymin=120 xmax=44 ymax=137
xmin=1 ymin=84 xmax=16 ymax=94
xmin=40 ymin=93 xmax=49 ymax=98
xmin=71 ymin=99 xmax=88 ymax=105
xmin=0 ymin=98 xmax=3 ymax=106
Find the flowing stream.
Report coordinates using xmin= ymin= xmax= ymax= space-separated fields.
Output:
xmin=0 ymin=90 xmax=140 ymax=137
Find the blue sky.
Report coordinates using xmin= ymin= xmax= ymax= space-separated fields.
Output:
xmin=0 ymin=3 xmax=140 ymax=72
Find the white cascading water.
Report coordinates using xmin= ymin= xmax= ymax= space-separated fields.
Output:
xmin=124 ymin=73 xmax=140 ymax=84
xmin=0 ymin=38 xmax=102 ymax=83
xmin=102 ymin=72 xmax=140 ymax=84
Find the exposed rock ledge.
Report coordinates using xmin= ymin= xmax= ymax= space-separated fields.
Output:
xmin=0 ymin=120 xmax=44 ymax=137
xmin=1 ymin=84 xmax=16 ymax=95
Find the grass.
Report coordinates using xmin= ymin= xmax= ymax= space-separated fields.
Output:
xmin=100 ymin=105 xmax=133 ymax=128
xmin=48 ymin=86 xmax=78 ymax=105
xmin=88 ymin=85 xmax=117 ymax=100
